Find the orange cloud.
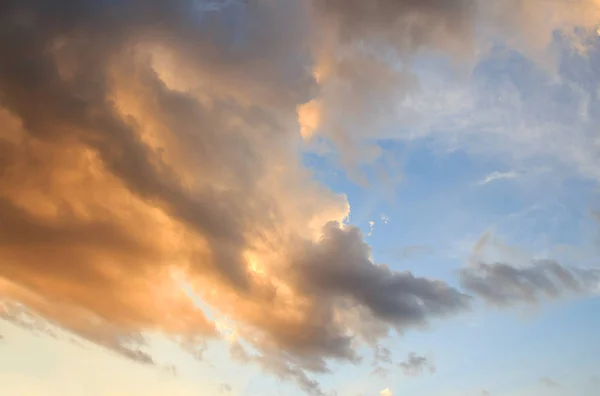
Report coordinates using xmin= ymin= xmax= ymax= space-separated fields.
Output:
xmin=14 ymin=0 xmax=600 ymax=393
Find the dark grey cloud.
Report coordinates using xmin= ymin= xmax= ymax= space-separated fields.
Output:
xmin=398 ymin=352 xmax=435 ymax=376
xmin=459 ymin=259 xmax=600 ymax=307
xmin=298 ymin=223 xmax=471 ymax=330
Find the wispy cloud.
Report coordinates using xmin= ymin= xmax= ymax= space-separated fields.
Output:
xmin=398 ymin=353 xmax=436 ymax=377
xmin=540 ymin=377 xmax=562 ymax=389
xmin=460 ymin=233 xmax=600 ymax=307
xmin=477 ymin=170 xmax=519 ymax=185
xmin=368 ymin=221 xmax=375 ymax=236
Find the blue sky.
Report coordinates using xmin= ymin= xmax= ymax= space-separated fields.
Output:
xmin=1 ymin=1 xmax=600 ymax=396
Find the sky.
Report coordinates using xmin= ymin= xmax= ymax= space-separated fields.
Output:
xmin=1 ymin=1 xmax=600 ymax=396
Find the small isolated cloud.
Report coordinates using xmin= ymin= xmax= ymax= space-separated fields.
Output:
xmin=477 ymin=170 xmax=519 ymax=186
xmin=379 ymin=388 xmax=393 ymax=396
xmin=219 ymin=383 xmax=232 ymax=393
xmin=540 ymin=377 xmax=561 ymax=389
xmin=481 ymin=390 xmax=490 ymax=396
xmin=398 ymin=353 xmax=436 ymax=376
xmin=368 ymin=221 xmax=375 ymax=236
xmin=380 ymin=215 xmax=389 ymax=224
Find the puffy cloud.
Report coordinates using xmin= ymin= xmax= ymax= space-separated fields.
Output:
xmin=3 ymin=0 xmax=600 ymax=393
xmin=0 ymin=0 xmax=472 ymax=392
xmin=379 ymin=388 xmax=393 ymax=396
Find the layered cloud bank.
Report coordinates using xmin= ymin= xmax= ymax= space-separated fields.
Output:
xmin=1 ymin=0 xmax=600 ymax=394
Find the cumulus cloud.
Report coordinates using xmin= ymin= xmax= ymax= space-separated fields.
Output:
xmin=398 ymin=353 xmax=436 ymax=377
xmin=0 ymin=0 xmax=476 ymax=392
xmin=3 ymin=0 xmax=600 ymax=393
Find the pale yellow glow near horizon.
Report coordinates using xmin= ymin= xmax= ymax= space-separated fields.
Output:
xmin=0 ymin=319 xmax=255 ymax=396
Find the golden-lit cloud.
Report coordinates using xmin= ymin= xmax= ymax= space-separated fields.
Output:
xmin=2 ymin=0 xmax=600 ymax=394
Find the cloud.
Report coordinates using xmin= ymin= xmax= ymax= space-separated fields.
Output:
xmin=459 ymin=231 xmax=600 ymax=307
xmin=477 ymin=170 xmax=519 ymax=185
xmin=371 ymin=344 xmax=392 ymax=377
xmin=379 ymin=388 xmax=393 ymax=396
xmin=540 ymin=377 xmax=562 ymax=389
xmin=303 ymin=0 xmax=478 ymax=169
xmin=460 ymin=259 xmax=600 ymax=307
xmin=219 ymin=383 xmax=232 ymax=393
xmin=0 ymin=1 xmax=473 ymax=393
xmin=396 ymin=32 xmax=600 ymax=184
xmin=304 ymin=0 xmax=600 ymax=170
xmin=374 ymin=344 xmax=392 ymax=365
xmin=3 ymin=1 xmax=600 ymax=393
xmin=371 ymin=366 xmax=389 ymax=378
xmin=398 ymin=353 xmax=436 ymax=377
